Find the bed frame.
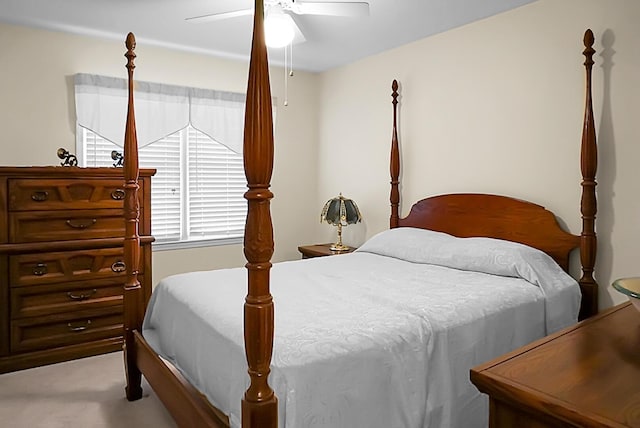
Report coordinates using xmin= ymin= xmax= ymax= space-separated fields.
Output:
xmin=118 ymin=0 xmax=598 ymax=423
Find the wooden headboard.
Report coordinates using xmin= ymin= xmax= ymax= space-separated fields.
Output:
xmin=396 ymin=194 xmax=580 ymax=272
xmin=389 ymin=30 xmax=598 ymax=321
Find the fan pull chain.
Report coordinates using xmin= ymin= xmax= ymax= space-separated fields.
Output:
xmin=284 ymin=44 xmax=288 ymax=106
xmin=289 ymin=41 xmax=294 ymax=78
xmin=283 ymin=42 xmax=294 ymax=106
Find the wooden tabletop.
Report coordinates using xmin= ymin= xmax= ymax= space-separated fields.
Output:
xmin=297 ymin=243 xmax=356 ymax=258
xmin=471 ymin=302 xmax=640 ymax=427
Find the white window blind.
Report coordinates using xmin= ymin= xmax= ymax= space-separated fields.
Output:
xmin=81 ymin=126 xmax=247 ymax=245
xmin=188 ymin=127 xmax=246 ymax=239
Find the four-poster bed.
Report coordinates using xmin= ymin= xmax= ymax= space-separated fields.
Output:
xmin=118 ymin=2 xmax=598 ymax=425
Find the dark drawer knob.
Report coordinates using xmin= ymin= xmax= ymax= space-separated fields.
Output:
xmin=33 ymin=263 xmax=48 ymax=276
xmin=111 ymin=261 xmax=126 ymax=273
xmin=67 ymin=319 xmax=91 ymax=332
xmin=67 ymin=289 xmax=97 ymax=301
xmin=65 ymin=218 xmax=97 ymax=229
xmin=31 ymin=191 xmax=49 ymax=202
xmin=111 ymin=188 xmax=125 ymax=200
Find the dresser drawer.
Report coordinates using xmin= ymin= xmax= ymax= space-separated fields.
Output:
xmin=9 ymin=209 xmax=126 ymax=243
xmin=9 ymin=247 xmax=142 ymax=287
xmin=8 ymin=178 xmax=130 ymax=211
xmin=10 ymin=277 xmax=133 ymax=319
xmin=10 ymin=307 xmax=123 ymax=353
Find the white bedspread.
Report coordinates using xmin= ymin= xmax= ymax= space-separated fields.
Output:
xmin=143 ymin=228 xmax=581 ymax=428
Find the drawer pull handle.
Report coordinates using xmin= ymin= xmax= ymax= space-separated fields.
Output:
xmin=111 ymin=188 xmax=125 ymax=200
xmin=67 ymin=320 xmax=91 ymax=332
xmin=31 ymin=191 xmax=49 ymax=202
xmin=65 ymin=218 xmax=97 ymax=229
xmin=67 ymin=289 xmax=97 ymax=301
xmin=33 ymin=263 xmax=48 ymax=276
xmin=111 ymin=261 xmax=126 ymax=273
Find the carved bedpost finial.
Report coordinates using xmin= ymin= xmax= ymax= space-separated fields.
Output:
xmin=583 ymin=29 xmax=595 ymax=66
xmin=390 ymin=79 xmax=400 ymax=228
xmin=578 ymin=28 xmax=598 ymax=320
xmin=125 ymin=32 xmax=136 ymax=71
xmin=392 ymin=80 xmax=398 ymax=107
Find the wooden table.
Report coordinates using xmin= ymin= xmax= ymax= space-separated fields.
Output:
xmin=471 ymin=302 xmax=640 ymax=427
xmin=297 ymin=243 xmax=356 ymax=259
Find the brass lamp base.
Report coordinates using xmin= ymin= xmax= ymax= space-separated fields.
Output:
xmin=330 ymin=223 xmax=350 ymax=252
xmin=330 ymin=243 xmax=351 ymax=252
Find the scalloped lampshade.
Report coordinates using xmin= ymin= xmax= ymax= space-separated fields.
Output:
xmin=320 ymin=193 xmax=362 ymax=251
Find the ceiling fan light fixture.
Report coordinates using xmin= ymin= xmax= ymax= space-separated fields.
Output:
xmin=264 ymin=9 xmax=295 ymax=48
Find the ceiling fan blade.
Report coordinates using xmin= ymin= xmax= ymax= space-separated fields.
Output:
xmin=185 ymin=8 xmax=253 ymax=24
xmin=292 ymin=1 xmax=369 ymax=17
xmin=289 ymin=15 xmax=307 ymax=45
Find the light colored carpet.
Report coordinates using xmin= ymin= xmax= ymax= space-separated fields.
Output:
xmin=0 ymin=351 xmax=176 ymax=428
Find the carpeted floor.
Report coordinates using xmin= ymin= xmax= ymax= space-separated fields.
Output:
xmin=0 ymin=351 xmax=176 ymax=428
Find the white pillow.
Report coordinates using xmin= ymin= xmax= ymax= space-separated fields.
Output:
xmin=357 ymin=227 xmax=566 ymax=287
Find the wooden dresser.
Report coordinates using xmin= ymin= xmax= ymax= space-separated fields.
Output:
xmin=471 ymin=302 xmax=640 ymax=427
xmin=0 ymin=167 xmax=155 ymax=373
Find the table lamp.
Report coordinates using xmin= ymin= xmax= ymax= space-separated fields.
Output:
xmin=320 ymin=193 xmax=362 ymax=251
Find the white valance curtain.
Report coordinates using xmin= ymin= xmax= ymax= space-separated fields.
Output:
xmin=74 ymin=73 xmax=247 ymax=154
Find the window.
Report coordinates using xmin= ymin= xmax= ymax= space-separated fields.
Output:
xmin=81 ymin=126 xmax=247 ymax=248
xmin=73 ymin=73 xmax=275 ymax=249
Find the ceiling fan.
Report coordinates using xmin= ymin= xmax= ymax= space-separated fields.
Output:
xmin=186 ymin=0 xmax=370 ymax=47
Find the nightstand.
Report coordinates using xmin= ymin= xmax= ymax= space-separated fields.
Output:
xmin=297 ymin=243 xmax=356 ymax=259
xmin=470 ymin=302 xmax=639 ymax=427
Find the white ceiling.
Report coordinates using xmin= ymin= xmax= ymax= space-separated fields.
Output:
xmin=0 ymin=0 xmax=536 ymax=72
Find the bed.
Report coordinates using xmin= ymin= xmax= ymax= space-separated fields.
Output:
xmin=118 ymin=3 xmax=599 ymax=426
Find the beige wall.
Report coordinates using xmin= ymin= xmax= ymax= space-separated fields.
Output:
xmin=318 ymin=0 xmax=640 ymax=311
xmin=0 ymin=23 xmax=321 ymax=284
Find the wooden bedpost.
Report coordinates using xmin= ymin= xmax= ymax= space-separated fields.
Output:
xmin=578 ymin=29 xmax=598 ymax=320
xmin=390 ymin=79 xmax=400 ymax=228
xmin=122 ymin=32 xmax=143 ymax=401
xmin=242 ymin=0 xmax=278 ymax=426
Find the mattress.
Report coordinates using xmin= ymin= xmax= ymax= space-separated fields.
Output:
xmin=143 ymin=228 xmax=581 ymax=427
